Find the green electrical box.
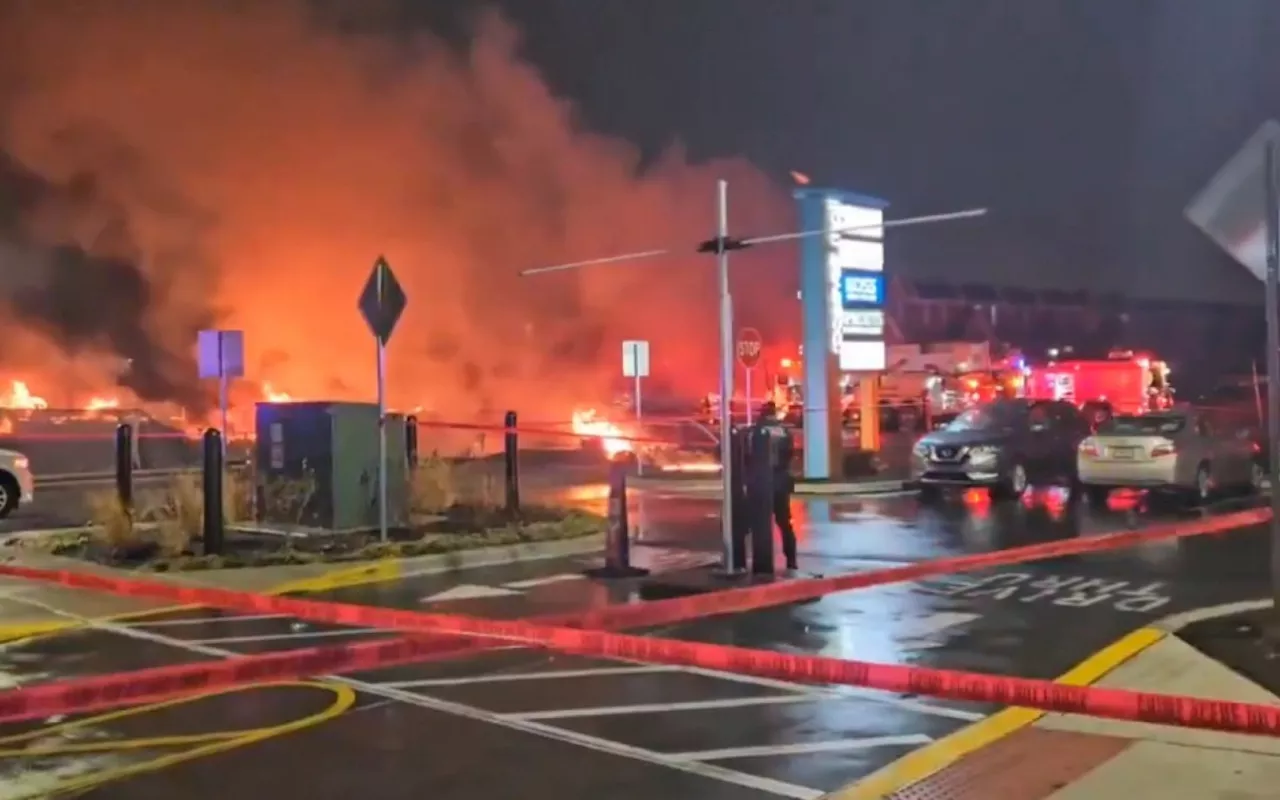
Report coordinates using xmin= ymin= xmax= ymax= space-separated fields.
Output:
xmin=255 ymin=401 xmax=409 ymax=531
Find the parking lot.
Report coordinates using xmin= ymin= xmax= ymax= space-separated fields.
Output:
xmin=0 ymin=489 xmax=1272 ymax=798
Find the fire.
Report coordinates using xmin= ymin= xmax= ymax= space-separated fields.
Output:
xmin=571 ymin=408 xmax=631 ymax=458
xmin=2 ymin=381 xmax=47 ymax=410
xmin=262 ymin=383 xmax=292 ymax=402
xmin=86 ymin=396 xmax=121 ymax=411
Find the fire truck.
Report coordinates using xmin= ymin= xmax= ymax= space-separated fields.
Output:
xmin=1022 ymin=349 xmax=1173 ymax=420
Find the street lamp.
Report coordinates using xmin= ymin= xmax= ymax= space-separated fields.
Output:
xmin=521 ymin=179 xmax=986 ymax=571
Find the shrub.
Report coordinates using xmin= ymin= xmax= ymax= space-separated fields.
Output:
xmin=84 ymin=489 xmax=136 ymax=550
xmin=409 ymin=454 xmax=504 ymax=518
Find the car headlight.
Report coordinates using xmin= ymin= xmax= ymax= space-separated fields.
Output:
xmin=968 ymin=445 xmax=1000 ymax=459
xmin=913 ymin=441 xmax=930 ymax=456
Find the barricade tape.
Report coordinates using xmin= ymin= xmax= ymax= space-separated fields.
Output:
xmin=0 ymin=506 xmax=1267 ymax=677
xmin=2 ymin=592 xmax=1280 ymax=737
xmin=413 ymin=418 xmax=680 ymax=447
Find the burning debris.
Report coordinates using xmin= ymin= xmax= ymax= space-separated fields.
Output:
xmin=0 ymin=1 xmax=791 ymax=423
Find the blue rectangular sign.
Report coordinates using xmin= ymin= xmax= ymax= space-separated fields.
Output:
xmin=840 ymin=270 xmax=885 ymax=308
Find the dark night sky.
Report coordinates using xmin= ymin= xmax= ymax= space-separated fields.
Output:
xmin=388 ymin=0 xmax=1278 ymax=304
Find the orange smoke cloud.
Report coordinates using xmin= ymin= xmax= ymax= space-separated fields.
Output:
xmin=0 ymin=1 xmax=795 ymax=421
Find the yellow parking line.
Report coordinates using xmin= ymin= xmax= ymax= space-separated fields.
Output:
xmin=825 ymin=626 xmax=1166 ymax=799
xmin=0 ymin=680 xmax=355 ymax=796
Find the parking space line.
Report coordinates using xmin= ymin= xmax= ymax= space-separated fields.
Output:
xmin=384 ymin=665 xmax=678 ymax=688
xmin=508 ymin=695 xmax=810 ymax=720
xmin=17 ymin=599 xmax=826 ymax=799
xmin=668 ymin=665 xmax=985 ymax=722
xmin=132 ymin=614 xmax=292 ymax=628
xmin=190 ymin=628 xmax=385 ymax=645
xmin=669 ymin=735 xmax=934 ymax=762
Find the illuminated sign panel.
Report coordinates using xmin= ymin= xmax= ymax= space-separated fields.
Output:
xmin=840 ymin=270 xmax=885 ymax=307
xmin=839 ymin=339 xmax=887 ymax=372
xmin=823 ymin=197 xmax=886 ymax=370
xmin=841 ymin=310 xmax=885 ymax=337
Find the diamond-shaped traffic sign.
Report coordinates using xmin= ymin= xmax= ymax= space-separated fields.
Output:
xmin=358 ymin=256 xmax=408 ymax=345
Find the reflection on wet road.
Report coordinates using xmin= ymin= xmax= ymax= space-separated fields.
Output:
xmin=0 ymin=485 xmax=1272 ymax=799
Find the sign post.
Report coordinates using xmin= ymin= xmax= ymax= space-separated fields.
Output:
xmin=1185 ymin=119 xmax=1280 ymax=621
xmin=197 ymin=329 xmax=245 ymax=454
xmin=358 ymin=255 xmax=408 ymax=543
xmin=737 ymin=327 xmax=763 ymax=425
xmin=622 ymin=340 xmax=650 ymax=474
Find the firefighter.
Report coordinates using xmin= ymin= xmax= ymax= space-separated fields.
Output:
xmin=751 ymin=401 xmax=798 ymax=571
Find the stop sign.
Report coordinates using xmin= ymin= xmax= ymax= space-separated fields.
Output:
xmin=737 ymin=328 xmax=763 ymax=369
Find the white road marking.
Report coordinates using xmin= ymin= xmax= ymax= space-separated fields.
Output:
xmin=421 ymin=584 xmax=522 ymax=603
xmin=16 ymin=598 xmax=825 ymax=800
xmin=190 ymin=628 xmax=387 ymax=645
xmin=508 ymin=695 xmax=811 ymax=720
xmin=669 ymin=734 xmax=934 ymax=762
xmin=669 ymin=664 xmax=985 ymax=722
xmin=132 ymin=613 xmax=292 ymax=628
xmin=502 ymin=574 xmax=584 ymax=589
xmin=384 ymin=665 xmax=677 ymax=688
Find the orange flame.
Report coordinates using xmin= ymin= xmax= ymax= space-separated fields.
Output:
xmin=2 ymin=381 xmax=48 ymax=410
xmin=570 ymin=408 xmax=631 ymax=458
xmin=262 ymin=383 xmax=292 ymax=402
xmin=86 ymin=396 xmax=121 ymax=411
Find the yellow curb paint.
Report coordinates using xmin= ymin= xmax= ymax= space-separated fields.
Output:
xmin=825 ymin=626 xmax=1167 ymax=799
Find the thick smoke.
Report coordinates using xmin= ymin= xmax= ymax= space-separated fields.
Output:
xmin=0 ymin=1 xmax=789 ymax=417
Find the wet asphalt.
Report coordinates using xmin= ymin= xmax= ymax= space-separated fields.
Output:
xmin=0 ymin=485 xmax=1273 ymax=799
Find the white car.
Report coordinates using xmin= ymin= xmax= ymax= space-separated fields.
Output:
xmin=0 ymin=449 xmax=33 ymax=519
xmin=1076 ymin=410 xmax=1261 ymax=505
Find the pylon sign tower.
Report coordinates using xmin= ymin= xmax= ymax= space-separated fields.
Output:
xmin=795 ymin=188 xmax=888 ymax=479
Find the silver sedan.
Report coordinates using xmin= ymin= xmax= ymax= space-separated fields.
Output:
xmin=1076 ymin=410 xmax=1262 ymax=505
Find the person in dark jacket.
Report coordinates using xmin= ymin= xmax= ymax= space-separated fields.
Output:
xmin=752 ymin=401 xmax=798 ymax=570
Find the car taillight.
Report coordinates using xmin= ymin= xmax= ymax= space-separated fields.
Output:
xmin=1078 ymin=440 xmax=1099 ymax=457
xmin=1150 ymin=441 xmax=1177 ymax=457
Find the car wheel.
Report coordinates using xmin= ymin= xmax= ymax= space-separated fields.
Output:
xmin=992 ymin=461 xmax=1028 ymax=501
xmin=0 ymin=475 xmax=17 ymax=520
xmin=1188 ymin=462 xmax=1213 ymax=505
xmin=1247 ymin=460 xmax=1266 ymax=495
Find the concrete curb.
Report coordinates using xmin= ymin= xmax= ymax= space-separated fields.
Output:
xmin=630 ymin=477 xmax=912 ymax=496
xmin=0 ymin=532 xmax=606 ymax=642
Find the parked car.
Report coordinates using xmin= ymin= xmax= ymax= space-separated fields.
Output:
xmin=0 ymin=448 xmax=33 ymax=519
xmin=910 ymin=399 xmax=1091 ymax=501
xmin=1076 ymin=410 xmax=1262 ymax=506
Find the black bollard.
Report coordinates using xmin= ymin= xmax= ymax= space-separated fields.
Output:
xmin=729 ymin=427 xmax=750 ymax=572
xmin=405 ymin=415 xmax=419 ymax=471
xmin=202 ymin=428 xmax=224 ymax=555
xmin=114 ymin=423 xmax=134 ymax=516
xmin=746 ymin=425 xmax=776 ymax=576
xmin=584 ymin=457 xmax=649 ymax=578
xmin=503 ymin=410 xmax=520 ymax=514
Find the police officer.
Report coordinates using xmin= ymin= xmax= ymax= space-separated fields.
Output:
xmin=751 ymin=401 xmax=798 ymax=571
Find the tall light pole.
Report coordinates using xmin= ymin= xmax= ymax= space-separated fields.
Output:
xmin=521 ymin=183 xmax=985 ymax=571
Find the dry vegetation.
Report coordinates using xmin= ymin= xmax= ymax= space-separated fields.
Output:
xmin=62 ymin=454 xmax=604 ymax=570
xmin=83 ymin=468 xmax=316 ymax=557
xmin=409 ymin=453 xmax=504 ymax=518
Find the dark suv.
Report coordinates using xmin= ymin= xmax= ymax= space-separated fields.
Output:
xmin=909 ymin=399 xmax=1092 ymax=501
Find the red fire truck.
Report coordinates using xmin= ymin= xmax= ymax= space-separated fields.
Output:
xmin=1023 ymin=350 xmax=1173 ymax=419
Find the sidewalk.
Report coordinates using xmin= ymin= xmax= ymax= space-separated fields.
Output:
xmin=836 ymin=604 xmax=1280 ymax=798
